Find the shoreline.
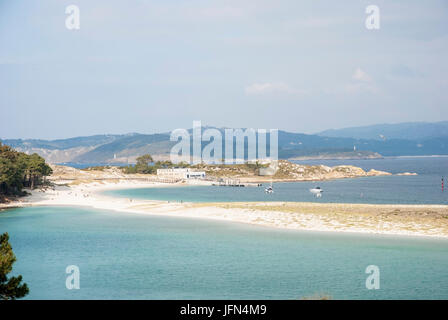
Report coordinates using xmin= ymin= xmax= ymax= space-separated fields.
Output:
xmin=1 ymin=179 xmax=448 ymax=239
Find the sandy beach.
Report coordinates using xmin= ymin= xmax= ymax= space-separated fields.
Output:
xmin=1 ymin=178 xmax=447 ymax=239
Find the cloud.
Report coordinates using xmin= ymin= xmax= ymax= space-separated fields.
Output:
xmin=342 ymin=67 xmax=378 ymax=93
xmin=352 ymin=67 xmax=372 ymax=82
xmin=245 ymin=82 xmax=301 ymax=95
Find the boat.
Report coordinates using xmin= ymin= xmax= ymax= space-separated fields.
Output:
xmin=310 ymin=187 xmax=323 ymax=197
xmin=265 ymin=182 xmax=274 ymax=194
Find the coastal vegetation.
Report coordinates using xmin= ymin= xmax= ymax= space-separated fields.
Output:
xmin=121 ymin=154 xmax=192 ymax=174
xmin=121 ymin=154 xmax=156 ymax=174
xmin=119 ymin=155 xmax=268 ymax=177
xmin=81 ymin=165 xmax=112 ymax=171
xmin=0 ymin=232 xmax=29 ymax=300
xmin=49 ymin=159 xmax=394 ymax=186
xmin=0 ymin=142 xmax=53 ymax=200
xmin=192 ymin=161 xmax=268 ymax=177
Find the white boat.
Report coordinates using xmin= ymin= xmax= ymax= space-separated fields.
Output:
xmin=265 ymin=182 xmax=274 ymax=194
xmin=310 ymin=187 xmax=323 ymax=197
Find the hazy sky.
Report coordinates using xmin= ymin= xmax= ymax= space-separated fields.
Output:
xmin=1 ymin=0 xmax=448 ymax=139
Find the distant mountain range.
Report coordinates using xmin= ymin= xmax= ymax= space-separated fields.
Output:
xmin=2 ymin=122 xmax=448 ymax=164
xmin=318 ymin=121 xmax=448 ymax=140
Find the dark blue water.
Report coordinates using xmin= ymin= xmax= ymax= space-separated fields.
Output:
xmin=105 ymin=157 xmax=448 ymax=204
xmin=1 ymin=206 xmax=448 ymax=300
xmin=293 ymin=156 xmax=448 ymax=175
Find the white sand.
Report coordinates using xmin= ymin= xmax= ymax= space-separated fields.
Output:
xmin=2 ymin=180 xmax=448 ymax=239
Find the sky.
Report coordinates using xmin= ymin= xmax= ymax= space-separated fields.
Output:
xmin=1 ymin=0 xmax=448 ymax=139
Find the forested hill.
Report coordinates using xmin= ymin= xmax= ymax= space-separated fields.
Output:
xmin=2 ymin=122 xmax=448 ymax=164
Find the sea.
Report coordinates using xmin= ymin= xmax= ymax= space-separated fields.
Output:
xmin=1 ymin=157 xmax=447 ymax=299
xmin=104 ymin=157 xmax=448 ymax=205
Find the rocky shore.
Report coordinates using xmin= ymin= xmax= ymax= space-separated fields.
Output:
xmin=38 ymin=161 xmax=398 ymax=185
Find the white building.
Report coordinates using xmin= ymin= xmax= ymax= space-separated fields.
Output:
xmin=156 ymin=168 xmax=206 ymax=179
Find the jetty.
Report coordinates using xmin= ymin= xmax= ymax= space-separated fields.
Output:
xmin=212 ymin=178 xmax=262 ymax=187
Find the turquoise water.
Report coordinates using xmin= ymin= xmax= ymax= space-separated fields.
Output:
xmin=105 ymin=176 xmax=448 ymax=205
xmin=105 ymin=157 xmax=448 ymax=204
xmin=2 ymin=158 xmax=448 ymax=300
xmin=1 ymin=206 xmax=448 ymax=300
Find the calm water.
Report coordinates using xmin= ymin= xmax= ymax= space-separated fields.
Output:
xmin=2 ymin=157 xmax=448 ymax=300
xmin=105 ymin=157 xmax=448 ymax=204
xmin=293 ymin=156 xmax=448 ymax=174
xmin=1 ymin=206 xmax=448 ymax=300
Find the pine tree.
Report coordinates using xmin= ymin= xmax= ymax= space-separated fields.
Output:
xmin=0 ymin=232 xmax=29 ymax=300
xmin=135 ymin=154 xmax=154 ymax=173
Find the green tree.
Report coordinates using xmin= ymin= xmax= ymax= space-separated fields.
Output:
xmin=0 ymin=144 xmax=22 ymax=195
xmin=135 ymin=154 xmax=154 ymax=174
xmin=136 ymin=154 xmax=153 ymax=166
xmin=154 ymin=160 xmax=174 ymax=169
xmin=0 ymin=232 xmax=29 ymax=300
xmin=25 ymin=153 xmax=52 ymax=189
xmin=0 ymin=143 xmax=52 ymax=196
xmin=0 ymin=157 xmax=22 ymax=195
